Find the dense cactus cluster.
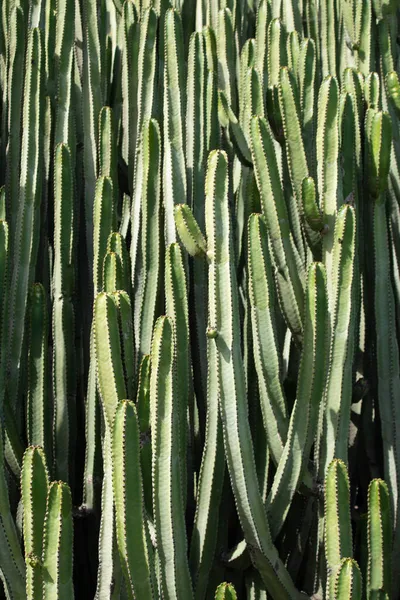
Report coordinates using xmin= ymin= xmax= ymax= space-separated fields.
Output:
xmin=0 ymin=0 xmax=400 ymax=598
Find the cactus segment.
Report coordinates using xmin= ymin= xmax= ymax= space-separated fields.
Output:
xmin=267 ymin=262 xmax=328 ymax=539
xmin=93 ymin=176 xmax=114 ymax=295
xmin=53 ymin=142 xmax=75 ymax=482
xmin=27 ymin=285 xmax=51 ymax=463
xmin=163 ymin=8 xmax=187 ymax=245
xmin=21 ymin=446 xmax=49 ymax=599
xmin=250 ymin=115 xmax=305 ymax=343
xmin=324 ymin=459 xmax=353 ymax=597
xmin=42 ymin=481 xmax=74 ymax=599
xmin=174 ymin=204 xmax=207 ymax=257
xmin=150 ymin=316 xmax=193 ymax=600
xmin=205 ymin=149 xmax=302 ymax=599
xmin=112 ymin=400 xmax=154 ymax=599
xmin=133 ymin=118 xmax=161 ymax=368
xmin=248 ymin=213 xmax=288 ymax=466
xmin=215 ymin=582 xmax=237 ymax=600
xmin=7 ymin=27 xmax=44 ymax=413
xmin=367 ymin=479 xmax=392 ymax=597
xmin=334 ymin=558 xmax=362 ymax=600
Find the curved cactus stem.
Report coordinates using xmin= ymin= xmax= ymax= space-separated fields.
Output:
xmin=367 ymin=479 xmax=392 ymax=597
xmin=205 ymin=149 xmax=304 ymax=599
xmin=334 ymin=558 xmax=362 ymax=600
xmin=174 ymin=204 xmax=207 ymax=257
xmin=150 ymin=316 xmax=194 ymax=600
xmin=218 ymin=89 xmax=252 ymax=167
xmin=112 ymin=400 xmax=155 ymax=599
xmin=248 ymin=213 xmax=288 ymax=466
xmin=250 ymin=115 xmax=305 ymax=344
xmin=267 ymin=262 xmax=328 ymax=540
xmin=42 ymin=481 xmax=74 ymax=599
xmin=324 ymin=459 xmax=353 ymax=598
xmin=21 ymin=446 xmax=49 ymax=599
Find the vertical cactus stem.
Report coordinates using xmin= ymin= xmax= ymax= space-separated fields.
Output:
xmin=53 ymin=142 xmax=75 ymax=483
xmin=189 ymin=325 xmax=224 ymax=600
xmin=217 ymin=8 xmax=237 ymax=114
xmin=334 ymin=558 xmax=362 ymax=600
xmin=250 ymin=116 xmax=305 ymax=344
xmin=42 ymin=481 xmax=74 ymax=600
xmin=319 ymin=204 xmax=357 ymax=477
xmin=320 ymin=0 xmax=337 ymax=77
xmin=94 ymin=292 xmax=126 ymax=429
xmin=134 ymin=118 xmax=161 ymax=370
xmin=112 ymin=400 xmax=155 ymax=600
xmin=81 ymin=0 xmax=102 ymax=275
xmin=5 ymin=6 xmax=26 ymax=243
xmin=266 ymin=262 xmax=328 ymax=539
xmin=278 ymin=66 xmax=309 ymax=218
xmin=247 ymin=213 xmax=288 ymax=466
xmin=205 ymin=149 xmax=302 ymax=598
xmin=93 ymin=176 xmax=114 ymax=295
xmin=102 ymin=251 xmax=124 ymax=293
xmin=107 ymin=232 xmax=131 ymax=295
xmin=27 ymin=284 xmax=50 ymax=460
xmin=6 ymin=27 xmax=44 ymax=413
xmin=99 ymin=106 xmax=119 ymax=221
xmin=0 ymin=220 xmax=7 ymax=356
xmin=163 ymin=8 xmax=187 ymax=245
xmin=324 ymin=459 xmax=353 ymax=597
xmin=367 ymin=479 xmax=392 ymax=597
xmin=150 ymin=316 xmax=193 ymax=600
xmin=112 ymin=290 xmax=135 ymax=401
xmin=53 ymin=0 xmax=75 ymax=148
xmin=317 ymin=75 xmax=340 ymax=284
xmin=21 ymin=446 xmax=49 ymax=600
xmin=298 ymin=38 xmax=316 ymax=175
xmin=255 ymin=0 xmax=271 ymax=94
xmin=165 ymin=243 xmax=190 ymax=506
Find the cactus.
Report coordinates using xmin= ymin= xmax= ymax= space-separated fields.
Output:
xmin=42 ymin=481 xmax=74 ymax=599
xmin=21 ymin=446 xmax=49 ymax=599
xmin=112 ymin=400 xmax=155 ymax=599
xmin=0 ymin=3 xmax=399 ymax=599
